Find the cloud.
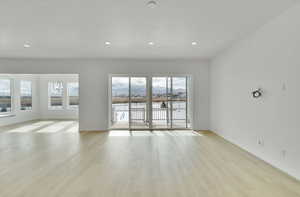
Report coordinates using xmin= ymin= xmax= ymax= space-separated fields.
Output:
xmin=0 ymin=79 xmax=11 ymax=96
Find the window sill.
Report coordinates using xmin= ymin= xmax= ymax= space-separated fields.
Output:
xmin=0 ymin=114 xmax=16 ymax=118
xmin=48 ymin=108 xmax=78 ymax=111
xmin=20 ymin=109 xmax=33 ymax=112
xmin=48 ymin=106 xmax=64 ymax=110
xmin=67 ymin=108 xmax=79 ymax=111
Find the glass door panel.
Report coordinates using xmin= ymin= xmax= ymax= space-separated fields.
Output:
xmin=151 ymin=76 xmax=190 ymax=129
xmin=130 ymin=77 xmax=149 ymax=129
xmin=171 ymin=77 xmax=188 ymax=128
xmin=152 ymin=77 xmax=171 ymax=129
xmin=111 ymin=77 xmax=130 ymax=129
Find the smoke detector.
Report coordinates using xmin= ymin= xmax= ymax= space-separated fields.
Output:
xmin=147 ymin=0 xmax=157 ymax=8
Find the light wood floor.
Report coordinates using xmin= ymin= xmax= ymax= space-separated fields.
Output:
xmin=0 ymin=121 xmax=300 ymax=197
xmin=0 ymin=120 xmax=78 ymax=133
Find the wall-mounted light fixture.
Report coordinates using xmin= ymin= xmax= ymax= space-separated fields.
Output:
xmin=147 ymin=0 xmax=157 ymax=8
xmin=252 ymin=88 xmax=262 ymax=98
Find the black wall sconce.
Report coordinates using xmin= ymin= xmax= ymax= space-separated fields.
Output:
xmin=252 ymin=88 xmax=262 ymax=98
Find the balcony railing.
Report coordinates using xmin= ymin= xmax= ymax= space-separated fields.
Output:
xmin=111 ymin=107 xmax=186 ymax=123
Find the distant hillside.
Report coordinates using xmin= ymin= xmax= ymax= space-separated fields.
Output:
xmin=112 ymin=84 xmax=185 ymax=97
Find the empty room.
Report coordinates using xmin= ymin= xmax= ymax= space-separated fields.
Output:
xmin=0 ymin=0 xmax=300 ymax=196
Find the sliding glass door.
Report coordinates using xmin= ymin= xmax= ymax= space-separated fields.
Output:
xmin=111 ymin=77 xmax=130 ymax=129
xmin=110 ymin=75 xmax=191 ymax=130
xmin=111 ymin=76 xmax=149 ymax=129
xmin=130 ymin=77 xmax=149 ymax=129
xmin=152 ymin=77 xmax=171 ymax=129
xmin=171 ymin=77 xmax=189 ymax=128
xmin=151 ymin=76 xmax=190 ymax=129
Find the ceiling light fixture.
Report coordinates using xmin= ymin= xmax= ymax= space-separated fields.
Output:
xmin=148 ymin=42 xmax=154 ymax=45
xmin=105 ymin=41 xmax=111 ymax=45
xmin=147 ymin=0 xmax=157 ymax=8
xmin=192 ymin=42 xmax=197 ymax=46
xmin=23 ymin=43 xmax=31 ymax=48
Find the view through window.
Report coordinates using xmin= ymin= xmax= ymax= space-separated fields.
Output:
xmin=48 ymin=81 xmax=64 ymax=109
xmin=20 ymin=80 xmax=32 ymax=110
xmin=0 ymin=79 xmax=12 ymax=113
xmin=68 ymin=82 xmax=79 ymax=109
xmin=111 ymin=77 xmax=129 ymax=128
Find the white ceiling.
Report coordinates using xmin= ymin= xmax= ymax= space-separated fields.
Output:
xmin=0 ymin=0 xmax=297 ymax=59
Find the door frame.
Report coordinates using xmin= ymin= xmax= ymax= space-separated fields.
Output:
xmin=108 ymin=74 xmax=193 ymax=130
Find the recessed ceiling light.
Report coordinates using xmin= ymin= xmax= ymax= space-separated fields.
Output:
xmin=105 ymin=41 xmax=111 ymax=45
xmin=23 ymin=43 xmax=31 ymax=48
xmin=148 ymin=42 xmax=154 ymax=45
xmin=192 ymin=42 xmax=197 ymax=45
xmin=147 ymin=0 xmax=157 ymax=8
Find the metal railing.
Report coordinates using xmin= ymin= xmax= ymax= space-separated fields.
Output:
xmin=111 ymin=107 xmax=186 ymax=123
xmin=152 ymin=108 xmax=168 ymax=120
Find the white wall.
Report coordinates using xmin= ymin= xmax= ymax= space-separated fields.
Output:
xmin=39 ymin=75 xmax=79 ymax=120
xmin=0 ymin=59 xmax=210 ymax=131
xmin=210 ymin=4 xmax=300 ymax=180
xmin=0 ymin=74 xmax=40 ymax=126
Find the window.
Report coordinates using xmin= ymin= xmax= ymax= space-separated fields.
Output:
xmin=48 ymin=81 xmax=64 ymax=109
xmin=20 ymin=80 xmax=32 ymax=110
xmin=67 ymin=82 xmax=79 ymax=109
xmin=0 ymin=79 xmax=12 ymax=113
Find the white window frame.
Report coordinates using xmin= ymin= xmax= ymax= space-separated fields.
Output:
xmin=67 ymin=82 xmax=79 ymax=110
xmin=48 ymin=81 xmax=64 ymax=110
xmin=0 ymin=77 xmax=14 ymax=116
xmin=20 ymin=80 xmax=33 ymax=111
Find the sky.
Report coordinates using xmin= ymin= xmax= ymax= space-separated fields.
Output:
xmin=20 ymin=81 xmax=32 ymax=96
xmin=68 ymin=83 xmax=79 ymax=96
xmin=152 ymin=77 xmax=186 ymax=89
xmin=0 ymin=80 xmax=32 ymax=96
xmin=112 ymin=77 xmax=187 ymax=96
xmin=1 ymin=80 xmax=79 ymax=97
xmin=1 ymin=80 xmax=32 ymax=96
xmin=112 ymin=77 xmax=186 ymax=89
xmin=0 ymin=79 xmax=11 ymax=96
xmin=49 ymin=82 xmax=79 ymax=96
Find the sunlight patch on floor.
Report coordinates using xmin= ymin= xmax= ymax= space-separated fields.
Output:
xmin=108 ymin=130 xmax=202 ymax=137
xmin=1 ymin=120 xmax=79 ymax=133
xmin=109 ymin=131 xmax=131 ymax=136
xmin=31 ymin=121 xmax=55 ymax=126
xmin=6 ymin=121 xmax=55 ymax=133
xmin=37 ymin=121 xmax=76 ymax=133
xmin=131 ymin=131 xmax=153 ymax=136
xmin=65 ymin=124 xmax=79 ymax=133
xmin=170 ymin=131 xmax=203 ymax=136
xmin=8 ymin=125 xmax=42 ymax=133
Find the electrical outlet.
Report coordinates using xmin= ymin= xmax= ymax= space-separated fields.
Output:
xmin=258 ymin=138 xmax=264 ymax=146
xmin=282 ymin=83 xmax=287 ymax=91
